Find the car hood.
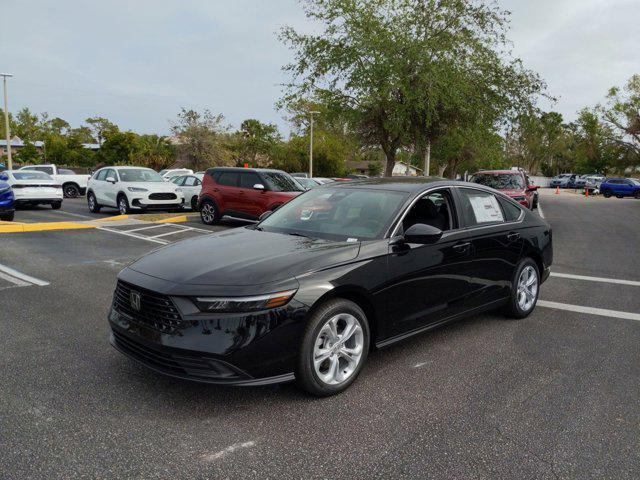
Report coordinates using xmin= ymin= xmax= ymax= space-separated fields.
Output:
xmin=127 ymin=227 xmax=361 ymax=286
xmin=501 ymin=189 xmax=527 ymax=197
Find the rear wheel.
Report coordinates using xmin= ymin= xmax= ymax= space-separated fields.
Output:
xmin=200 ymin=199 xmax=219 ymax=225
xmin=296 ymin=298 xmax=370 ymax=396
xmin=117 ymin=195 xmax=130 ymax=215
xmin=616 ymin=195 xmax=623 ymax=199
xmin=51 ymin=201 xmax=62 ymax=210
xmin=602 ymin=189 xmax=612 ymax=198
xmin=63 ymin=184 xmax=79 ymax=198
xmin=504 ymin=258 xmax=539 ymax=319
xmin=0 ymin=211 xmax=14 ymax=221
xmin=634 ymin=191 xmax=640 ymax=199
xmin=191 ymin=195 xmax=199 ymax=211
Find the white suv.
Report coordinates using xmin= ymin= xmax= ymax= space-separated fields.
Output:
xmin=87 ymin=166 xmax=184 ymax=215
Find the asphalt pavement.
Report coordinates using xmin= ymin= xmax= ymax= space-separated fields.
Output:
xmin=1 ymin=189 xmax=638 ymax=479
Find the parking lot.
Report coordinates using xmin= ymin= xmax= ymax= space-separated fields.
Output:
xmin=1 ymin=189 xmax=639 ymax=479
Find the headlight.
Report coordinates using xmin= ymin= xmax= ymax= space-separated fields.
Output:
xmin=193 ymin=290 xmax=297 ymax=313
xmin=127 ymin=187 xmax=149 ymax=192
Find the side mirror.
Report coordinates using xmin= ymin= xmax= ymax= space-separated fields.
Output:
xmin=0 ymin=173 xmax=8 ymax=181
xmin=253 ymin=183 xmax=265 ymax=190
xmin=106 ymin=176 xmax=116 ymax=184
xmin=404 ymin=223 xmax=443 ymax=244
xmin=259 ymin=211 xmax=272 ymax=221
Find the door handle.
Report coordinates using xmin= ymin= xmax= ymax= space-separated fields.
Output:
xmin=213 ymin=188 xmax=220 ymax=192
xmin=452 ymin=242 xmax=471 ymax=252
xmin=507 ymin=232 xmax=520 ymax=241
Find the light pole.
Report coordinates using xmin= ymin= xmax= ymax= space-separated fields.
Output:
xmin=1 ymin=74 xmax=12 ymax=170
xmin=308 ymin=110 xmax=320 ymax=178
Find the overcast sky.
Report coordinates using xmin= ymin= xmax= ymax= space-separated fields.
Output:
xmin=1 ymin=0 xmax=638 ymax=136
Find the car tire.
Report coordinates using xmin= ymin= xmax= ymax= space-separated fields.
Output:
xmin=602 ymin=189 xmax=612 ymax=198
xmin=0 ymin=211 xmax=14 ymax=221
xmin=87 ymin=192 xmax=101 ymax=213
xmin=63 ymin=183 xmax=79 ymax=198
xmin=200 ymin=199 xmax=219 ymax=225
xmin=117 ymin=194 xmax=130 ymax=215
xmin=191 ymin=196 xmax=199 ymax=211
xmin=616 ymin=195 xmax=623 ymax=199
xmin=634 ymin=191 xmax=640 ymax=199
xmin=295 ymin=298 xmax=370 ymax=397
xmin=504 ymin=258 xmax=540 ymax=319
xmin=51 ymin=201 xmax=62 ymax=210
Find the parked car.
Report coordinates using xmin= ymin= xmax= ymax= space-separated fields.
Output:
xmin=159 ymin=168 xmax=194 ymax=181
xmin=108 ymin=177 xmax=552 ymax=396
xmin=313 ymin=177 xmax=336 ymax=185
xmin=582 ymin=174 xmax=606 ymax=192
xmin=19 ymin=164 xmax=90 ymax=198
xmin=170 ymin=173 xmax=204 ymax=210
xmin=291 ymin=172 xmax=309 ymax=178
xmin=198 ymin=167 xmax=304 ymax=224
xmin=550 ymin=173 xmax=575 ymax=188
xmin=346 ymin=174 xmax=369 ymax=179
xmin=87 ymin=166 xmax=185 ymax=214
xmin=3 ymin=170 xmax=63 ymax=209
xmin=469 ymin=170 xmax=538 ymax=209
xmin=525 ymin=175 xmax=539 ymax=208
xmin=0 ymin=172 xmax=15 ymax=221
xmin=599 ymin=178 xmax=640 ymax=199
xmin=295 ymin=177 xmax=323 ymax=190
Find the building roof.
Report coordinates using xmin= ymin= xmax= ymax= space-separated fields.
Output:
xmin=0 ymin=137 xmax=44 ymax=148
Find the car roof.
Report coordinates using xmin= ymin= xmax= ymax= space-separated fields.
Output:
xmin=208 ymin=167 xmax=287 ymax=174
xmin=474 ymin=170 xmax=522 ymax=175
xmin=325 ymin=176 xmax=493 ymax=193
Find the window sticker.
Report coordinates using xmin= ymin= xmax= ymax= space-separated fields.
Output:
xmin=469 ymin=194 xmax=504 ymax=223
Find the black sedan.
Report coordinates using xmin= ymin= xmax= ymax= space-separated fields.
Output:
xmin=108 ymin=177 xmax=552 ymax=396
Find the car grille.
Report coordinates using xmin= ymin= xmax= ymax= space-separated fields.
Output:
xmin=113 ymin=280 xmax=183 ymax=332
xmin=111 ymin=330 xmax=244 ymax=380
xmin=148 ymin=192 xmax=177 ymax=200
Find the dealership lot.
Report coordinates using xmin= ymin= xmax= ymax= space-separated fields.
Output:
xmin=1 ymin=189 xmax=639 ymax=479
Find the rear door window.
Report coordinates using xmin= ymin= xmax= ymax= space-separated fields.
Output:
xmin=498 ymin=197 xmax=523 ymax=222
xmin=458 ymin=188 xmax=505 ymax=227
xmin=217 ymin=172 xmax=239 ymax=187
xmin=95 ymin=170 xmax=108 ymax=181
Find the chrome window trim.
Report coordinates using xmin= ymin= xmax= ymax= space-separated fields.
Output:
xmin=387 ymin=184 xmax=525 ymax=240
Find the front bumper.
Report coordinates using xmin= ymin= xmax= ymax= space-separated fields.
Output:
xmin=130 ymin=197 xmax=184 ymax=210
xmin=108 ymin=274 xmax=308 ymax=385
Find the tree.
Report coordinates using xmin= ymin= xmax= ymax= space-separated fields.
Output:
xmin=13 ymin=107 xmax=41 ymax=140
xmin=85 ymin=117 xmax=118 ymax=145
xmin=280 ymin=0 xmax=544 ymax=176
xmin=170 ymin=108 xmax=232 ymax=170
xmin=233 ymin=119 xmax=281 ymax=165
xmin=99 ymin=131 xmax=141 ymax=165
xmin=135 ymin=135 xmax=175 ymax=171
xmin=598 ymin=74 xmax=640 ymax=169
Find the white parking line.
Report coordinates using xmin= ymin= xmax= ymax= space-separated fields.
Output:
xmin=52 ymin=210 xmax=94 ymax=220
xmin=125 ymin=224 xmax=170 ymax=233
xmin=96 ymin=226 xmax=170 ymax=245
xmin=537 ymin=300 xmax=640 ymax=322
xmin=550 ymin=272 xmax=640 ymax=287
xmin=0 ymin=263 xmax=50 ymax=286
xmin=151 ymin=229 xmax=192 ymax=238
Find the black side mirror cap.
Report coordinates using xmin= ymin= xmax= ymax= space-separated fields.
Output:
xmin=404 ymin=223 xmax=443 ymax=244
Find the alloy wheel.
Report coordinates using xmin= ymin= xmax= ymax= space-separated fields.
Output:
xmin=65 ymin=185 xmax=78 ymax=198
xmin=119 ymin=198 xmax=127 ymax=215
xmin=313 ymin=313 xmax=364 ymax=386
xmin=517 ymin=265 xmax=538 ymax=312
xmin=201 ymin=203 xmax=215 ymax=223
xmin=88 ymin=195 xmax=95 ymax=210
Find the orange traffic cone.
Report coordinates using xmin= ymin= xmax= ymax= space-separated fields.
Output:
xmin=555 ymin=186 xmax=560 ymax=195
xmin=585 ymin=188 xmax=589 ymax=198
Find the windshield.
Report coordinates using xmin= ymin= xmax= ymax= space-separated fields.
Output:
xmin=296 ymin=177 xmax=319 ymax=189
xmin=12 ymin=171 xmax=52 ymax=180
xmin=118 ymin=169 xmax=164 ymax=182
xmin=631 ymin=179 xmax=640 ymax=185
xmin=159 ymin=169 xmax=168 ymax=176
xmin=258 ymin=187 xmax=409 ymax=241
xmin=471 ymin=173 xmax=524 ymax=190
xmin=262 ymin=172 xmax=305 ymax=192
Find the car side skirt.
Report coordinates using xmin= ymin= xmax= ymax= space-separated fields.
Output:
xmin=375 ymin=297 xmax=508 ymax=349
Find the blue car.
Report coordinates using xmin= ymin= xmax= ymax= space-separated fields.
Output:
xmin=0 ymin=171 xmax=15 ymax=221
xmin=600 ymin=177 xmax=640 ymax=199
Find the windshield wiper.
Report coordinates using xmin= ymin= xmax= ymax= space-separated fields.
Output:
xmin=287 ymin=231 xmax=312 ymax=238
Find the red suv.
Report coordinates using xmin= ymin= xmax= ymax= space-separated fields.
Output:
xmin=198 ymin=167 xmax=304 ymax=224
xmin=469 ymin=170 xmax=538 ymax=209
